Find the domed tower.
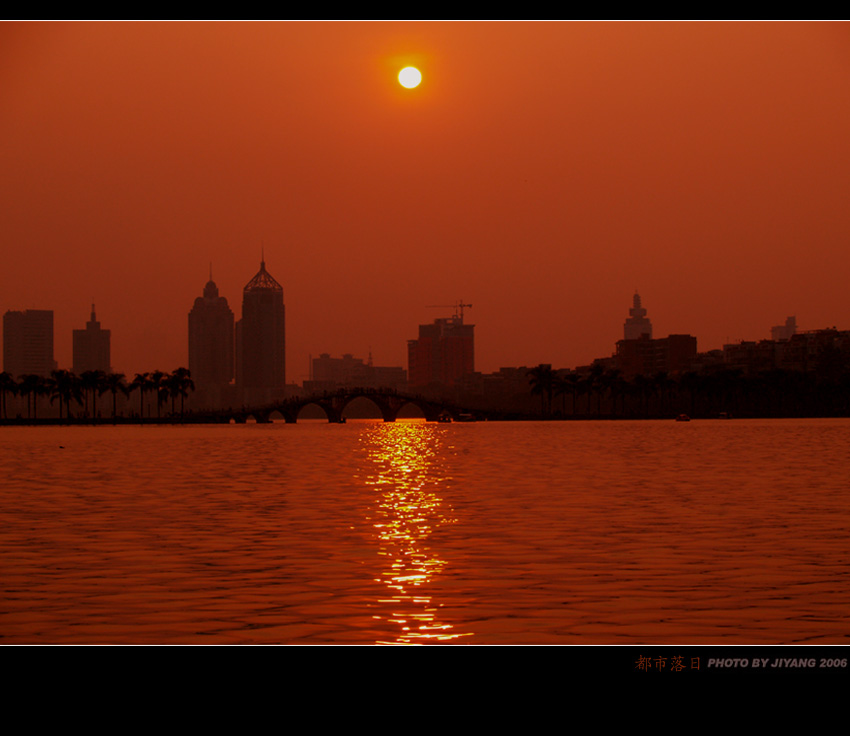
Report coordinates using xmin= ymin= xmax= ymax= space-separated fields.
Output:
xmin=188 ymin=269 xmax=234 ymax=393
xmin=236 ymin=258 xmax=285 ymax=404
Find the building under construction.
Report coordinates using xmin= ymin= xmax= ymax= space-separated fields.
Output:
xmin=408 ymin=302 xmax=474 ymax=390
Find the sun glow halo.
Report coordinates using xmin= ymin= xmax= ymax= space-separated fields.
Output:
xmin=398 ymin=66 xmax=422 ymax=89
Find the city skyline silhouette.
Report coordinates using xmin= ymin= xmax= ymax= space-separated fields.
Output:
xmin=2 ymin=260 xmax=846 ymax=387
xmin=2 ymin=23 xmax=849 ymax=384
xmin=6 ymin=24 xmax=850 ymax=652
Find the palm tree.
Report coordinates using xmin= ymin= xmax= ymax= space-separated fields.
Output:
xmin=49 ymin=369 xmax=81 ymax=422
xmin=565 ymin=372 xmax=582 ymax=416
xmin=633 ymin=374 xmax=652 ymax=417
xmin=131 ymin=372 xmax=151 ymax=421
xmin=167 ymin=367 xmax=194 ymax=422
xmin=603 ymin=369 xmax=626 ymax=417
xmin=552 ymin=370 xmax=580 ymax=417
xmin=0 ymin=372 xmax=17 ymax=420
xmin=18 ymin=374 xmax=47 ymax=420
xmin=80 ymin=370 xmax=106 ymax=420
xmin=149 ymin=370 xmax=168 ymax=420
xmin=652 ymin=371 xmax=675 ymax=417
xmin=678 ymin=371 xmax=702 ymax=418
xmin=101 ymin=373 xmax=129 ymax=422
xmin=527 ymin=364 xmax=554 ymax=417
xmin=586 ymin=364 xmax=604 ymax=415
xmin=553 ymin=372 xmax=568 ymax=417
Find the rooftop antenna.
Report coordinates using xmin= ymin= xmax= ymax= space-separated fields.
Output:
xmin=426 ymin=300 xmax=473 ymax=321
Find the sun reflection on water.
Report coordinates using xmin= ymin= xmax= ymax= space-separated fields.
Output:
xmin=361 ymin=420 xmax=471 ymax=645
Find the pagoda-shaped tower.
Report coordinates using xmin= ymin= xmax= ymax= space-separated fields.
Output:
xmin=624 ymin=292 xmax=652 ymax=341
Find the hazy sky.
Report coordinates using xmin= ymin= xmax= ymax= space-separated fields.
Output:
xmin=2 ymin=22 xmax=849 ymax=382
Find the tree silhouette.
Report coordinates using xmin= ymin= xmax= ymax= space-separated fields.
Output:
xmin=527 ymin=364 xmax=554 ymax=416
xmin=48 ymin=369 xmax=81 ymax=422
xmin=18 ymin=374 xmax=46 ymax=420
xmin=149 ymin=370 xmax=168 ymax=419
xmin=80 ymin=370 xmax=106 ymax=420
xmin=0 ymin=372 xmax=17 ymax=420
xmin=101 ymin=373 xmax=129 ymax=422
xmin=167 ymin=367 xmax=195 ymax=422
xmin=131 ymin=372 xmax=151 ymax=421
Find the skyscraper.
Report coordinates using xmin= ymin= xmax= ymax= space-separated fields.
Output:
xmin=408 ymin=313 xmax=474 ymax=390
xmin=236 ymin=259 xmax=285 ymax=404
xmin=3 ymin=309 xmax=55 ymax=377
xmin=624 ymin=292 xmax=653 ymax=340
xmin=188 ymin=274 xmax=234 ymax=407
xmin=73 ymin=304 xmax=111 ymax=374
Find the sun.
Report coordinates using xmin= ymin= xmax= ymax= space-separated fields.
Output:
xmin=398 ymin=66 xmax=422 ymax=89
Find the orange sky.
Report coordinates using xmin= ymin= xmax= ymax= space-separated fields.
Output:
xmin=2 ymin=22 xmax=849 ymax=382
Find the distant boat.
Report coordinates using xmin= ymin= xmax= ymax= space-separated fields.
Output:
xmin=437 ymin=412 xmax=452 ymax=423
xmin=456 ymin=413 xmax=477 ymax=423
xmin=675 ymin=414 xmax=690 ymax=422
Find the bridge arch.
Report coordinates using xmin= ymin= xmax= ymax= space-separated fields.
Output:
xmin=338 ymin=395 xmax=386 ymax=420
xmin=219 ymin=389 xmax=474 ymax=425
xmin=395 ymin=400 xmax=427 ymax=419
xmin=295 ymin=400 xmax=341 ymax=423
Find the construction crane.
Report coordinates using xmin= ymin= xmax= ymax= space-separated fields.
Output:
xmin=425 ymin=300 xmax=473 ymax=321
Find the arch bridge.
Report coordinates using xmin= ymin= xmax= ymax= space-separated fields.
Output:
xmin=224 ymin=388 xmax=474 ymax=424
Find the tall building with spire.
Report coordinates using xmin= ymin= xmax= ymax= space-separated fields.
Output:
xmin=236 ymin=258 xmax=285 ymax=404
xmin=624 ymin=292 xmax=652 ymax=340
xmin=73 ymin=304 xmax=111 ymax=374
xmin=188 ymin=271 xmax=234 ymax=407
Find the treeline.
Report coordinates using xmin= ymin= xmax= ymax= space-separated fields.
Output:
xmin=527 ymin=365 xmax=850 ymax=419
xmin=0 ymin=368 xmax=194 ymax=422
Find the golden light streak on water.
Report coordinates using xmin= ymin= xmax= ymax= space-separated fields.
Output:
xmin=3 ymin=419 xmax=850 ymax=644
xmin=361 ymin=421 xmax=472 ymax=644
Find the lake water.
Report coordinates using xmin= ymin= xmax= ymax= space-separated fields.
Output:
xmin=1 ymin=418 xmax=849 ymax=645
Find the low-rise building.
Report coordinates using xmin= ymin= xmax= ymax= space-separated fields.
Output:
xmin=615 ymin=334 xmax=697 ymax=377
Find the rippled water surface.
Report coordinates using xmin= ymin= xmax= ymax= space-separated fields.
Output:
xmin=2 ymin=418 xmax=849 ymax=644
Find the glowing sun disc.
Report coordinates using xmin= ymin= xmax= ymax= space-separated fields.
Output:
xmin=398 ymin=66 xmax=422 ymax=89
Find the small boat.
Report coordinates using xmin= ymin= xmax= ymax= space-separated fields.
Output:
xmin=675 ymin=414 xmax=690 ymax=422
xmin=456 ymin=413 xmax=477 ymax=423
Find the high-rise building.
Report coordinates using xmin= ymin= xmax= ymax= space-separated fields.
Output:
xmin=236 ymin=259 xmax=285 ymax=404
xmin=408 ymin=314 xmax=474 ymax=390
xmin=3 ymin=309 xmax=55 ymax=377
xmin=188 ymin=274 xmax=234 ymax=390
xmin=624 ymin=292 xmax=652 ymax=340
xmin=73 ymin=304 xmax=111 ymax=374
